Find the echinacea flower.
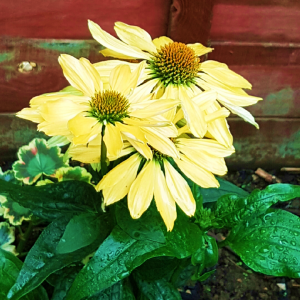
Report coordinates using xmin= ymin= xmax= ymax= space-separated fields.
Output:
xmin=88 ymin=20 xmax=262 ymax=131
xmin=17 ymin=55 xmax=180 ymax=161
xmin=96 ymin=136 xmax=234 ymax=231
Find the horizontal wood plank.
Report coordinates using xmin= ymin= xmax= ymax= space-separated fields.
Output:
xmin=0 ymin=0 xmax=171 ymax=39
xmin=0 ymin=38 xmax=105 ymax=112
xmin=210 ymin=3 xmax=300 ymax=43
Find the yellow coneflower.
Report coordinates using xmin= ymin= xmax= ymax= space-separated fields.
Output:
xmin=88 ymin=20 xmax=262 ymax=131
xmin=96 ymin=136 xmax=234 ymax=231
xmin=17 ymin=55 xmax=180 ymax=161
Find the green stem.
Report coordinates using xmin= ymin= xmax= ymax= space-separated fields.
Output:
xmin=101 ymin=126 xmax=108 ymax=178
xmin=16 ymin=221 xmax=34 ymax=254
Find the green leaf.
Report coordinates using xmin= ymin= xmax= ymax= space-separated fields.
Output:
xmin=0 ymin=222 xmax=17 ymax=255
xmin=0 ymin=196 xmax=32 ymax=225
xmin=88 ymin=280 xmax=136 ymax=300
xmin=193 ymin=269 xmax=215 ymax=282
xmin=199 ymin=177 xmax=249 ymax=203
xmin=0 ymin=179 xmax=100 ymax=220
xmin=56 ymin=213 xmax=103 ymax=254
xmin=13 ymin=138 xmax=68 ymax=184
xmin=214 ymin=184 xmax=300 ymax=228
xmin=0 ymin=249 xmax=49 ymax=300
xmin=8 ymin=213 xmax=112 ymax=300
xmin=227 ymin=209 xmax=300 ymax=277
xmin=66 ymin=226 xmax=167 ymax=300
xmin=0 ymin=168 xmax=22 ymax=185
xmin=48 ymin=265 xmax=82 ymax=300
xmin=135 ymin=256 xmax=179 ymax=281
xmin=55 ymin=166 xmax=92 ymax=183
xmin=134 ymin=274 xmax=181 ymax=300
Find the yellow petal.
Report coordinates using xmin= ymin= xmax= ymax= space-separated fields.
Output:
xmin=109 ymin=64 xmax=132 ymax=94
xmin=58 ymin=54 xmax=97 ymax=96
xmin=176 ymin=138 xmax=235 ymax=157
xmin=176 ymin=145 xmax=228 ymax=176
xmin=219 ymin=101 xmax=259 ymax=129
xmin=16 ymin=108 xmax=44 ymax=123
xmin=38 ymin=99 xmax=84 ymax=136
xmin=88 ymin=20 xmax=151 ymax=60
xmin=130 ymin=99 xmax=180 ymax=118
xmin=114 ymin=21 xmax=157 ymax=53
xmin=47 ymin=135 xmax=71 ymax=147
xmin=117 ymin=123 xmax=147 ymax=143
xmin=152 ymin=36 xmax=173 ymax=49
xmin=191 ymin=90 xmax=217 ymax=110
xmin=164 ymin=160 xmax=196 ymax=217
xmin=217 ymin=90 xmax=263 ymax=108
xmin=126 ymin=137 xmax=153 ymax=159
xmin=153 ymin=162 xmax=176 ymax=231
xmin=96 ymin=153 xmax=141 ymax=190
xmin=124 ymin=61 xmax=147 ymax=95
xmin=128 ymin=160 xmax=155 ymax=219
xmin=100 ymin=48 xmax=137 ymax=60
xmin=180 ymin=87 xmax=207 ymax=138
xmin=187 ymin=43 xmax=213 ymax=56
xmin=103 ymin=123 xmax=123 ymax=157
xmin=142 ymin=127 xmax=179 ymax=158
xmin=205 ymin=107 xmax=230 ymax=123
xmin=79 ymin=57 xmax=103 ymax=92
xmin=200 ymin=60 xmax=252 ymax=89
xmin=129 ymin=79 xmax=158 ymax=104
xmin=68 ymin=112 xmax=98 ymax=137
xmin=174 ymin=156 xmax=219 ymax=188
xmin=123 ymin=117 xmax=171 ymax=127
xmin=69 ymin=143 xmax=101 ymax=164
xmin=173 ymin=109 xmax=184 ymax=124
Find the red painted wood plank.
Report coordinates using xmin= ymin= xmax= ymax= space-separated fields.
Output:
xmin=209 ymin=41 xmax=300 ymax=66
xmin=210 ymin=3 xmax=300 ymax=43
xmin=168 ymin=0 xmax=214 ymax=44
xmin=215 ymin=0 xmax=299 ymax=6
xmin=0 ymin=0 xmax=171 ymax=39
xmin=0 ymin=38 xmax=104 ymax=112
xmin=222 ymin=65 xmax=300 ymax=118
xmin=226 ymin=118 xmax=300 ymax=169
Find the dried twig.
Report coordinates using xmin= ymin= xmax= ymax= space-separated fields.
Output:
xmin=255 ymin=168 xmax=282 ymax=183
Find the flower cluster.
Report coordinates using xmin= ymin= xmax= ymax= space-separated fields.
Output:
xmin=17 ymin=20 xmax=262 ymax=231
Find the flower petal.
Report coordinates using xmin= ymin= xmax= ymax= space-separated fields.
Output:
xmin=174 ymin=156 xmax=219 ymax=188
xmin=100 ymin=48 xmax=137 ymax=60
xmin=96 ymin=153 xmax=141 ymax=190
xmin=200 ymin=60 xmax=252 ymax=89
xmin=142 ymin=127 xmax=179 ymax=158
xmin=58 ymin=54 xmax=98 ymax=96
xmin=88 ymin=20 xmax=151 ymax=60
xmin=152 ymin=36 xmax=173 ymax=49
xmin=180 ymin=87 xmax=207 ymax=138
xmin=16 ymin=108 xmax=44 ymax=123
xmin=69 ymin=143 xmax=101 ymax=164
xmin=153 ymin=162 xmax=176 ymax=231
xmin=187 ymin=43 xmax=213 ymax=56
xmin=164 ymin=160 xmax=196 ymax=217
xmin=68 ymin=112 xmax=98 ymax=137
xmin=109 ymin=64 xmax=132 ymax=94
xmin=114 ymin=21 xmax=157 ymax=53
xmin=103 ymin=123 xmax=123 ymax=157
xmin=128 ymin=160 xmax=155 ymax=218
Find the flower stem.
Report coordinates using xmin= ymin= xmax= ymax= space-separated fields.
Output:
xmin=101 ymin=126 xmax=108 ymax=177
xmin=16 ymin=221 xmax=34 ymax=254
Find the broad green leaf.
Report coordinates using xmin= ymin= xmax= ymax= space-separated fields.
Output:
xmin=88 ymin=280 xmax=135 ymax=300
xmin=135 ymin=256 xmax=179 ymax=281
xmin=66 ymin=226 xmax=167 ymax=300
xmin=0 ymin=222 xmax=17 ymax=255
xmin=0 ymin=179 xmax=100 ymax=220
xmin=0 ymin=248 xmax=49 ymax=300
xmin=48 ymin=265 xmax=82 ymax=300
xmin=56 ymin=213 xmax=102 ymax=254
xmin=134 ymin=275 xmax=181 ymax=300
xmin=214 ymin=184 xmax=300 ymax=228
xmin=227 ymin=209 xmax=300 ymax=277
xmin=13 ymin=138 xmax=68 ymax=184
xmin=55 ymin=166 xmax=92 ymax=183
xmin=173 ymin=262 xmax=196 ymax=288
xmin=8 ymin=214 xmax=112 ymax=300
